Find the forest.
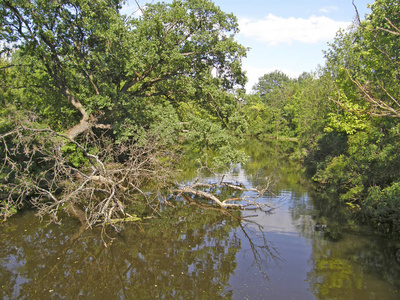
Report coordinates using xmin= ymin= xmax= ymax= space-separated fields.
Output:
xmin=1 ymin=0 xmax=400 ymax=236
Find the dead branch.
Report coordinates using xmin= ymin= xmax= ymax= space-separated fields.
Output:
xmin=173 ymin=178 xmax=276 ymax=211
xmin=178 ymin=191 xmax=281 ymax=277
xmin=175 ymin=185 xmax=242 ymax=208
xmin=348 ymin=1 xmax=400 ymax=118
xmin=344 ymin=68 xmax=400 ymax=118
xmin=0 ymin=116 xmax=177 ymax=228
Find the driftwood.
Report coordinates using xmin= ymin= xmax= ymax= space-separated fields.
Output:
xmin=106 ymin=214 xmax=141 ymax=224
xmin=173 ymin=178 xmax=276 ymax=211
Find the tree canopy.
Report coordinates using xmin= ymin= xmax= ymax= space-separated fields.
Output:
xmin=3 ymin=0 xmax=400 ymax=237
xmin=1 ymin=0 xmax=247 ymax=139
xmin=240 ymin=0 xmax=400 ymax=236
xmin=0 ymin=0 xmax=249 ymax=225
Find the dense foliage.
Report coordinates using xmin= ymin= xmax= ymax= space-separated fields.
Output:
xmin=314 ymin=0 xmax=400 ymax=235
xmin=244 ymin=0 xmax=400 ymax=236
xmin=0 ymin=0 xmax=248 ymax=223
xmin=0 ymin=0 xmax=247 ymax=138
xmin=2 ymin=0 xmax=400 ymax=236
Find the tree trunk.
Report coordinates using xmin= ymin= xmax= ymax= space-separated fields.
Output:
xmin=62 ymin=88 xmax=92 ymax=140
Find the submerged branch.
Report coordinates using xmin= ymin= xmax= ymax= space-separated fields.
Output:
xmin=173 ymin=178 xmax=276 ymax=211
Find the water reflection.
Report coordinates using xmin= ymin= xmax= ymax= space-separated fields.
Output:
xmin=0 ymin=206 xmax=240 ymax=299
xmin=2 ymin=140 xmax=400 ymax=299
xmin=0 ymin=200 xmax=282 ymax=299
xmin=305 ymin=194 xmax=400 ymax=300
xmin=307 ymin=231 xmax=400 ymax=300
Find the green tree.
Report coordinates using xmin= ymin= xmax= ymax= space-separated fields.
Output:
xmin=253 ymin=70 xmax=291 ymax=104
xmin=244 ymin=70 xmax=298 ymax=139
xmin=307 ymin=0 xmax=400 ymax=235
xmin=0 ymin=0 xmax=247 ymax=140
xmin=286 ymin=71 xmax=334 ymax=141
xmin=0 ymin=0 xmax=248 ymax=224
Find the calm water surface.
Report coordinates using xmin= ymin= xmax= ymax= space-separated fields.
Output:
xmin=1 ymin=142 xmax=400 ymax=299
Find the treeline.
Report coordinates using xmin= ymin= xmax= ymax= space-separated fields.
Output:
xmin=1 ymin=0 xmax=399 ymax=234
xmin=241 ymin=0 xmax=400 ymax=235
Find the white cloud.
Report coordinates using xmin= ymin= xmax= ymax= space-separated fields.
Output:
xmin=319 ymin=6 xmax=339 ymax=13
xmin=239 ymin=14 xmax=350 ymax=46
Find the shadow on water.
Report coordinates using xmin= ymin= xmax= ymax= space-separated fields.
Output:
xmin=1 ymin=139 xmax=400 ymax=299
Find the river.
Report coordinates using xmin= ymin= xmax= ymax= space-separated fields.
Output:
xmin=1 ymin=141 xmax=400 ymax=299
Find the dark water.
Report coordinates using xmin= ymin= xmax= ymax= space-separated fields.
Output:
xmin=1 ymin=142 xmax=400 ymax=299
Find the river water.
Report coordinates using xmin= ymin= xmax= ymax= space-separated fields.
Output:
xmin=1 ymin=141 xmax=400 ymax=299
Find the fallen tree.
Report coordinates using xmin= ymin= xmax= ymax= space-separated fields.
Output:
xmin=174 ymin=175 xmax=277 ymax=211
xmin=0 ymin=0 xmax=252 ymax=230
xmin=1 ymin=117 xmax=278 ymax=229
xmin=0 ymin=115 xmax=176 ymax=229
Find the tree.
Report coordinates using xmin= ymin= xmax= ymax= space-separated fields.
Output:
xmin=307 ymin=0 xmax=400 ymax=235
xmin=1 ymin=0 xmax=124 ymax=138
xmin=0 ymin=0 xmax=249 ymax=226
xmin=245 ymin=70 xmax=300 ymax=139
xmin=253 ymin=70 xmax=291 ymax=99
xmin=349 ymin=0 xmax=400 ymax=118
xmin=324 ymin=0 xmax=400 ymax=123
xmin=285 ymin=70 xmax=334 ymax=142
xmin=0 ymin=0 xmax=247 ymax=140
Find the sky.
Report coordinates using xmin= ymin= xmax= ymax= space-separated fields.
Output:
xmin=123 ymin=0 xmax=373 ymax=91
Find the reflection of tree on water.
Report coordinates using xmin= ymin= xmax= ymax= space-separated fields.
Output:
xmin=237 ymin=217 xmax=282 ymax=278
xmin=308 ymin=192 xmax=358 ymax=241
xmin=179 ymin=193 xmax=281 ymax=278
xmin=240 ymin=139 xmax=305 ymax=191
xmin=0 ymin=198 xmax=280 ymax=299
xmin=307 ymin=232 xmax=400 ymax=300
xmin=304 ymin=192 xmax=400 ymax=299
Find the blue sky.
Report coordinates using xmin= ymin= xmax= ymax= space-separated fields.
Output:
xmin=124 ymin=0 xmax=373 ymax=91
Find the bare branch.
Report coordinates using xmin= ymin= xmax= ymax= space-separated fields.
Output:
xmin=0 ymin=116 xmax=178 ymax=227
xmin=173 ymin=178 xmax=276 ymax=211
xmin=352 ymin=0 xmax=361 ymax=25
xmin=344 ymin=68 xmax=400 ymax=118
